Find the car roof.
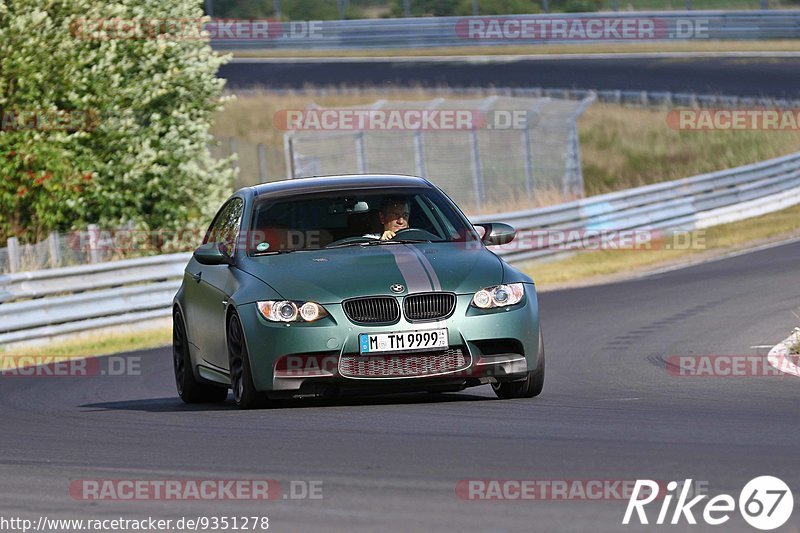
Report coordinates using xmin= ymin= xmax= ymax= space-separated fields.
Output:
xmin=249 ymin=174 xmax=433 ymax=197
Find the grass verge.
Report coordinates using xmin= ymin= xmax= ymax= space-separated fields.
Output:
xmin=228 ymin=40 xmax=800 ymax=58
xmin=524 ymin=203 xmax=800 ymax=289
xmin=579 ymin=104 xmax=800 ymax=195
xmin=0 ymin=325 xmax=172 ymax=363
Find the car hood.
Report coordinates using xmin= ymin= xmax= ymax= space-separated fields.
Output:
xmin=239 ymin=243 xmax=503 ymax=303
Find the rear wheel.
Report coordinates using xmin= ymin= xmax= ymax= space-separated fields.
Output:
xmin=492 ymin=330 xmax=545 ymax=399
xmin=173 ymin=310 xmax=228 ymax=404
xmin=227 ymin=313 xmax=269 ymax=409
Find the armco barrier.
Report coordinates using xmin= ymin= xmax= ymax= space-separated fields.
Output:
xmin=0 ymin=254 xmax=190 ymax=345
xmin=2 ymin=151 xmax=800 ymax=344
xmin=472 ymin=151 xmax=800 ymax=262
xmin=209 ymin=11 xmax=800 ymax=51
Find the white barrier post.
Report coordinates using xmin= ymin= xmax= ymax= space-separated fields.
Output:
xmin=7 ymin=237 xmax=20 ymax=274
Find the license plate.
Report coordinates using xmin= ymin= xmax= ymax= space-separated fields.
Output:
xmin=359 ymin=329 xmax=448 ymax=354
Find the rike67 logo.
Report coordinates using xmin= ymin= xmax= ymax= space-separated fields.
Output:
xmin=623 ymin=476 xmax=794 ymax=530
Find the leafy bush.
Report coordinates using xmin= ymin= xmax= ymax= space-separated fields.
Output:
xmin=0 ymin=0 xmax=234 ymax=246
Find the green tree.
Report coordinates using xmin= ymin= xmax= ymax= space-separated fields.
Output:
xmin=0 ymin=0 xmax=234 ymax=246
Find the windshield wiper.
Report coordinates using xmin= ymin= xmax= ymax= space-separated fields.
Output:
xmin=325 ymin=239 xmax=437 ymax=249
xmin=251 ymin=249 xmax=299 ymax=256
xmin=324 ymin=240 xmax=389 ymax=249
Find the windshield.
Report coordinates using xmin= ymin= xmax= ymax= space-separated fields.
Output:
xmin=247 ymin=187 xmax=476 ymax=254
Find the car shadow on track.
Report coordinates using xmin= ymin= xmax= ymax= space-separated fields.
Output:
xmin=79 ymin=391 xmax=494 ymax=412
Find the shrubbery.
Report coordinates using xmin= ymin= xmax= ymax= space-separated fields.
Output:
xmin=0 ymin=0 xmax=233 ymax=246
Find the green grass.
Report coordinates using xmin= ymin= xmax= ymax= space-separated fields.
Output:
xmin=0 ymin=325 xmax=172 ymax=363
xmin=524 ymin=203 xmax=800 ymax=288
xmin=579 ymin=103 xmax=800 ymax=195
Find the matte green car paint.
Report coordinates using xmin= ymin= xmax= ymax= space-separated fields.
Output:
xmin=234 ymin=289 xmax=539 ymax=391
xmin=235 ymin=242 xmax=504 ymax=304
xmin=174 ymin=175 xmax=541 ymax=394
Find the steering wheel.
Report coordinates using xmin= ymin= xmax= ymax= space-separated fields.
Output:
xmin=390 ymin=228 xmax=440 ymax=241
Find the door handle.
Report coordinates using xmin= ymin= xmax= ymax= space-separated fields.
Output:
xmin=190 ymin=271 xmax=202 ymax=283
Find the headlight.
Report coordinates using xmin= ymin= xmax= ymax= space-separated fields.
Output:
xmin=471 ymin=283 xmax=524 ymax=309
xmin=257 ymin=300 xmax=328 ymax=322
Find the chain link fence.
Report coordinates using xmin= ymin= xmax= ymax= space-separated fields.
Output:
xmin=0 ymin=224 xmax=205 ymax=275
xmin=0 ymin=230 xmax=115 ymax=275
xmin=282 ymin=95 xmax=594 ymax=213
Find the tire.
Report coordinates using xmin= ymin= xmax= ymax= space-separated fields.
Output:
xmin=492 ymin=330 xmax=545 ymax=399
xmin=173 ymin=310 xmax=229 ymax=404
xmin=227 ymin=313 xmax=269 ymax=409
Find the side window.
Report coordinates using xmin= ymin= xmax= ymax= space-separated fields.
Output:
xmin=203 ymin=198 xmax=244 ymax=258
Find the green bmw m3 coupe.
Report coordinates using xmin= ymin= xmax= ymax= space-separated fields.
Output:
xmin=173 ymin=175 xmax=544 ymax=408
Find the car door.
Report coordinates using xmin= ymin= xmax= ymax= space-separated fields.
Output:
xmin=184 ymin=197 xmax=244 ymax=371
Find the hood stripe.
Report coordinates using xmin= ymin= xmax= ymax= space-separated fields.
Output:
xmin=410 ymin=246 xmax=442 ymax=291
xmin=384 ymin=246 xmax=433 ymax=293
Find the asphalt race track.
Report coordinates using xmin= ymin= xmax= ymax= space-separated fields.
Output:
xmin=2 ymin=240 xmax=799 ymax=532
xmin=220 ymin=57 xmax=800 ymax=98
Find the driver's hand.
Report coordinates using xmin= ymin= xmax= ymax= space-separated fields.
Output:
xmin=380 ymin=230 xmax=396 ymax=241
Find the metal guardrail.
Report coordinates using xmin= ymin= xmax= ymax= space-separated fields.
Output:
xmin=472 ymin=151 xmax=800 ymax=262
xmin=210 ymin=11 xmax=800 ymax=50
xmin=0 ymin=254 xmax=190 ymax=344
xmin=242 ymin=86 xmax=800 ymax=110
xmin=2 ymin=151 xmax=800 ymax=345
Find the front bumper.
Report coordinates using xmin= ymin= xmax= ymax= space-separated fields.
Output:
xmin=235 ymin=285 xmax=540 ymax=395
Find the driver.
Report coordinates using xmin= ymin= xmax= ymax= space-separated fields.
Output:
xmin=365 ymin=197 xmax=410 ymax=241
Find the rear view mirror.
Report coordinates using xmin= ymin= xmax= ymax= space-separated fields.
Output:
xmin=194 ymin=242 xmax=233 ymax=265
xmin=476 ymin=223 xmax=516 ymax=246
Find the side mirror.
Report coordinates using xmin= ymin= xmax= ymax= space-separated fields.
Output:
xmin=477 ymin=223 xmax=516 ymax=246
xmin=194 ymin=242 xmax=233 ymax=266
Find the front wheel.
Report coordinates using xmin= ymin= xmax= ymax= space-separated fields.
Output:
xmin=173 ymin=310 xmax=228 ymax=404
xmin=492 ymin=330 xmax=545 ymax=399
xmin=227 ymin=313 xmax=270 ymax=409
